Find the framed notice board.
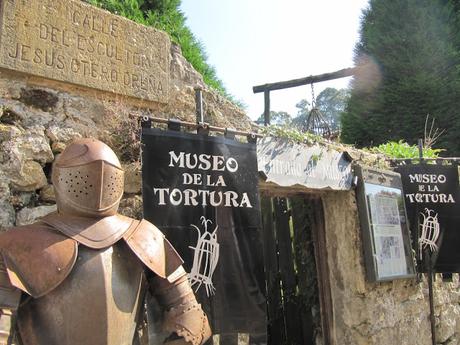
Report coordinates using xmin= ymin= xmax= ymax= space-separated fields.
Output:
xmin=355 ymin=165 xmax=416 ymax=282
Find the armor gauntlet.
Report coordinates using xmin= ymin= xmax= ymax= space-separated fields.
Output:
xmin=150 ymin=271 xmax=211 ymax=345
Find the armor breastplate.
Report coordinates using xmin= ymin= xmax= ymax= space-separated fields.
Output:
xmin=17 ymin=241 xmax=145 ymax=345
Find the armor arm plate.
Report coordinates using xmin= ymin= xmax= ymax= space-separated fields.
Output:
xmin=148 ymin=273 xmax=211 ymax=345
xmin=124 ymin=219 xmax=184 ymax=280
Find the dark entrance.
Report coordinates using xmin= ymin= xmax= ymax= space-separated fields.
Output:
xmin=261 ymin=194 xmax=333 ymax=345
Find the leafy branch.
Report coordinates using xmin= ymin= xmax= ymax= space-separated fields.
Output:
xmin=260 ymin=125 xmax=322 ymax=145
xmin=368 ymin=140 xmax=443 ymax=159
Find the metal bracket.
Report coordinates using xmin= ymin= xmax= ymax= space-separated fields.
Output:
xmin=224 ymin=128 xmax=236 ymax=140
xmin=247 ymin=133 xmax=257 ymax=144
xmin=140 ymin=116 xmax=152 ymax=128
xmin=197 ymin=122 xmax=210 ymax=135
xmin=168 ymin=119 xmax=182 ymax=131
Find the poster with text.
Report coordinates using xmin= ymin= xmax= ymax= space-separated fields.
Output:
xmin=366 ymin=184 xmax=408 ymax=277
xmin=396 ymin=164 xmax=460 ymax=273
xmin=142 ymin=128 xmax=266 ymax=343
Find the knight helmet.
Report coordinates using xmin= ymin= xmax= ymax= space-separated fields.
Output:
xmin=51 ymin=138 xmax=124 ymax=217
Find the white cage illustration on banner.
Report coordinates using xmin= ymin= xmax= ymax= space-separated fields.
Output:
xmin=419 ymin=208 xmax=440 ymax=257
xmin=188 ymin=216 xmax=220 ymax=297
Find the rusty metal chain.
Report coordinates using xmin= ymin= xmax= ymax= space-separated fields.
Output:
xmin=310 ymin=83 xmax=316 ymax=108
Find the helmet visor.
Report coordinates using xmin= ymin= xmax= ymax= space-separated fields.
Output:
xmin=54 ymin=160 xmax=124 ymax=212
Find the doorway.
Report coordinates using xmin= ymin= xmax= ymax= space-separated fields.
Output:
xmin=261 ymin=194 xmax=333 ymax=345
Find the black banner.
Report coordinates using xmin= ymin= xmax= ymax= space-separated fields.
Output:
xmin=141 ymin=128 xmax=266 ymax=342
xmin=396 ymin=164 xmax=460 ymax=272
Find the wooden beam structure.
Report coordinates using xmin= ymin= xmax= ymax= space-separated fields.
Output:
xmin=253 ymin=66 xmax=359 ymax=126
xmin=253 ymin=67 xmax=358 ymax=94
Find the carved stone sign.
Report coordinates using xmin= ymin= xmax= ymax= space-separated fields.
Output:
xmin=0 ymin=0 xmax=170 ymax=102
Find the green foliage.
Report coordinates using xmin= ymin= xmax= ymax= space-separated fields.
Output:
xmin=341 ymin=0 xmax=460 ymax=156
xmin=85 ymin=0 xmax=233 ymax=99
xmin=260 ymin=125 xmax=322 ymax=146
xmin=369 ymin=140 xmax=443 ymax=159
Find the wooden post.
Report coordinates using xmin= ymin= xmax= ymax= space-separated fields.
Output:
xmin=261 ymin=196 xmax=285 ymax=344
xmin=195 ymin=87 xmax=204 ymax=124
xmin=311 ymin=197 xmax=335 ymax=345
xmin=418 ymin=138 xmax=424 ymax=163
xmin=291 ymin=197 xmax=316 ymax=344
xmin=274 ymin=197 xmax=302 ymax=345
xmin=418 ymin=139 xmax=437 ymax=345
xmin=264 ymin=90 xmax=270 ymax=126
xmin=427 ymin=253 xmax=436 ymax=345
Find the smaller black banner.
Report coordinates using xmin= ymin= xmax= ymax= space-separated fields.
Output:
xmin=396 ymin=164 xmax=460 ymax=272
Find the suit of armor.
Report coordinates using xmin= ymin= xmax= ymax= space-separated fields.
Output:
xmin=0 ymin=138 xmax=211 ymax=345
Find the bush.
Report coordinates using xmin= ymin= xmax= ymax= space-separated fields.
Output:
xmin=369 ymin=140 xmax=443 ymax=159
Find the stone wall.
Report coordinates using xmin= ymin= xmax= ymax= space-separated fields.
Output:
xmin=322 ymin=191 xmax=460 ymax=345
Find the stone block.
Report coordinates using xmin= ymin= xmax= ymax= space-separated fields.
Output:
xmin=10 ymin=126 xmax=54 ymax=164
xmin=436 ymin=304 xmax=457 ymax=343
xmin=39 ymin=184 xmax=56 ymax=202
xmin=0 ymin=200 xmax=15 ymax=230
xmin=119 ymin=195 xmax=142 ymax=220
xmin=19 ymin=88 xmax=59 ymax=112
xmin=10 ymin=160 xmax=47 ymax=192
xmin=0 ymin=98 xmax=64 ymax=127
xmin=16 ymin=204 xmax=57 ymax=226
xmin=51 ymin=141 xmax=68 ymax=153
xmin=0 ymin=123 xmax=21 ymax=142
xmin=0 ymin=72 xmax=25 ymax=99
xmin=45 ymin=125 xmax=82 ymax=144
xmin=123 ymin=162 xmax=141 ymax=194
xmin=9 ymin=192 xmax=33 ymax=208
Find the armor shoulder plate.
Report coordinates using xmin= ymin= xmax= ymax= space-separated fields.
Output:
xmin=123 ymin=220 xmax=183 ymax=280
xmin=0 ymin=224 xmax=77 ymax=298
xmin=41 ymin=213 xmax=134 ymax=249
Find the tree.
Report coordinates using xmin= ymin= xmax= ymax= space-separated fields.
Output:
xmin=291 ymin=99 xmax=310 ymax=130
xmin=255 ymin=111 xmax=292 ymax=126
xmin=341 ymin=0 xmax=460 ymax=155
xmin=315 ymin=88 xmax=349 ymax=131
xmin=290 ymin=88 xmax=349 ymax=132
xmin=257 ymin=88 xmax=349 ymax=134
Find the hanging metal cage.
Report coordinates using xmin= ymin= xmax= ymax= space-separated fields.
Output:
xmin=305 ymin=106 xmax=332 ymax=139
xmin=302 ymin=83 xmax=332 ymax=139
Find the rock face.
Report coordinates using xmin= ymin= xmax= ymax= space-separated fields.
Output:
xmin=0 ymin=3 xmax=458 ymax=345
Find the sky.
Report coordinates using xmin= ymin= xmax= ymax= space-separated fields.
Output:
xmin=179 ymin=0 xmax=369 ymax=120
